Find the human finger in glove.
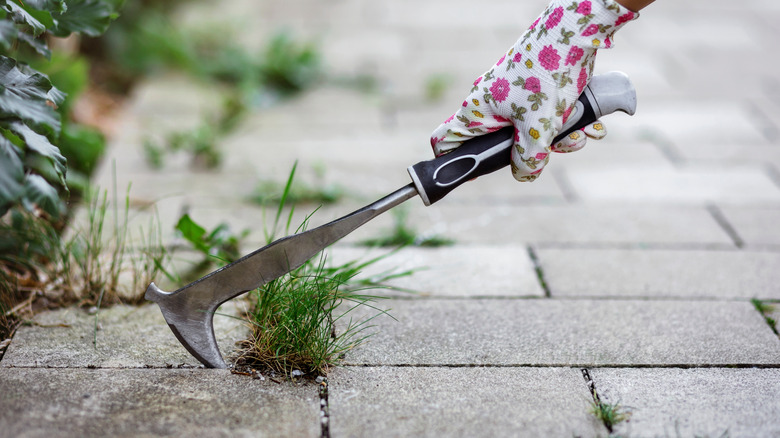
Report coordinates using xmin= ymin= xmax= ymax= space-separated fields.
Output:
xmin=430 ymin=0 xmax=650 ymax=182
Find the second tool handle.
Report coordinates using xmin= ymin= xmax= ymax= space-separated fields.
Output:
xmin=407 ymin=71 xmax=637 ymax=206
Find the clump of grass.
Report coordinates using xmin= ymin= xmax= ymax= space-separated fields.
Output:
xmin=359 ymin=208 xmax=454 ymax=248
xmin=751 ymin=298 xmax=778 ymax=335
xmin=590 ymin=399 xmax=631 ymax=433
xmin=236 ymin=163 xmax=409 ymax=376
xmin=0 ymin=185 xmax=172 ymax=314
xmin=237 ymin=254 xmax=391 ymax=376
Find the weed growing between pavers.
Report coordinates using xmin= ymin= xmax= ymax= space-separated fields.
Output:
xmin=236 ymin=253 xmax=394 ymax=377
xmin=235 ymin=163 xmax=410 ymax=377
xmin=0 ymin=187 xmax=171 ymax=315
xmin=359 ymin=207 xmax=454 ymax=248
xmin=751 ymin=299 xmax=778 ymax=336
xmin=143 ymin=95 xmax=247 ymax=170
xmin=583 ymin=369 xmax=632 ymax=434
xmin=248 ymin=163 xmax=345 ymax=207
xmin=589 ymin=399 xmax=632 ymax=433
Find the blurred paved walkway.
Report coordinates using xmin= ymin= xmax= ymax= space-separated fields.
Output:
xmin=3 ymin=0 xmax=780 ymax=436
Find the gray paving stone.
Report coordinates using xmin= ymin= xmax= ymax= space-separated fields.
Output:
xmin=635 ymin=100 xmax=769 ymax=148
xmin=590 ymin=368 xmax=780 ymax=438
xmin=328 ymin=366 xmax=605 ymax=438
xmin=556 ymin=137 xmax=673 ymax=169
xmin=0 ymin=368 xmax=319 ymax=438
xmin=345 ymin=299 xmax=780 ymax=366
xmin=717 ymin=206 xmax=780 ymax=248
xmin=566 ymin=165 xmax=780 ymax=205
xmin=329 ymin=245 xmax=545 ymax=298
xmin=1 ymin=303 xmax=249 ymax=369
xmin=537 ymin=248 xmax=780 ymax=299
xmin=384 ymin=204 xmax=735 ymax=247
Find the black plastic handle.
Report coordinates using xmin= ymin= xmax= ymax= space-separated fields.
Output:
xmin=408 ymin=71 xmax=637 ymax=205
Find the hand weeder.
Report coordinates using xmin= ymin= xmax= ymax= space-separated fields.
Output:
xmin=146 ymin=71 xmax=637 ymax=368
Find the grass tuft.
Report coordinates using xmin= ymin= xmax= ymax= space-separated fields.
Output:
xmin=236 ymin=162 xmax=410 ymax=377
xmin=236 ymin=254 xmax=393 ymax=376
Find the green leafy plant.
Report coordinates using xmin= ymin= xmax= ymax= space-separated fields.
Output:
xmin=0 ymin=0 xmax=122 ymax=218
xmin=172 ymin=212 xmax=249 ymax=283
xmin=175 ymin=213 xmax=248 ymax=265
xmin=258 ymin=32 xmax=320 ymax=97
xmin=88 ymin=6 xmax=321 ymax=97
xmin=359 ymin=208 xmax=454 ymax=248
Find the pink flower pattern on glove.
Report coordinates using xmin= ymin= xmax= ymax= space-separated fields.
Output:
xmin=430 ymin=0 xmax=637 ymax=182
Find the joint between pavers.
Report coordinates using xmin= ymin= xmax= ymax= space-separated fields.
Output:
xmin=637 ymin=127 xmax=686 ymax=168
xmin=581 ymin=368 xmax=617 ymax=434
xmin=706 ymin=204 xmax=745 ymax=249
xmin=744 ymin=99 xmax=780 ymax=143
xmin=532 ymin=241 xmax=740 ymax=251
xmin=526 ymin=245 xmax=552 ymax=298
xmin=318 ymin=377 xmax=330 ymax=438
xmin=0 ymin=364 xmax=204 ymax=370
xmin=551 ymin=167 xmax=579 ymax=203
xmin=340 ymin=363 xmax=780 ymax=369
xmin=764 ymin=163 xmax=780 ymax=192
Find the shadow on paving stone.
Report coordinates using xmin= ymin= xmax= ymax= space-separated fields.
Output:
xmin=0 ymin=368 xmax=319 ymax=438
xmin=1 ymin=302 xmax=250 ymax=369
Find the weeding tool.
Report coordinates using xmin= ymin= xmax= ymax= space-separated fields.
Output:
xmin=146 ymin=71 xmax=637 ymax=368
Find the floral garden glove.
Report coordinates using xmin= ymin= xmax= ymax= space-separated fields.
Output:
xmin=430 ymin=0 xmax=638 ymax=181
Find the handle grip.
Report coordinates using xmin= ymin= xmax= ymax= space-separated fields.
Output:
xmin=408 ymin=71 xmax=637 ymax=206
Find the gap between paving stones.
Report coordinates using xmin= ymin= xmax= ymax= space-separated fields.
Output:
xmin=580 ymin=369 xmax=612 ymax=433
xmin=706 ymin=204 xmax=746 ymax=248
xmin=340 ymin=364 xmax=780 ymax=370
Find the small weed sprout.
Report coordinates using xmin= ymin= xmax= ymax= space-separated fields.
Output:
xmin=590 ymin=399 xmax=631 ymax=432
xmin=143 ymin=95 xmax=247 ymax=170
xmin=359 ymin=208 xmax=454 ymax=248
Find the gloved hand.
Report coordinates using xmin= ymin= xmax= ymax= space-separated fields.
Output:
xmin=430 ymin=0 xmax=637 ymax=182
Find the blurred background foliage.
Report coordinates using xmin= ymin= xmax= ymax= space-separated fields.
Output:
xmin=0 ymin=0 xmax=323 ymax=346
